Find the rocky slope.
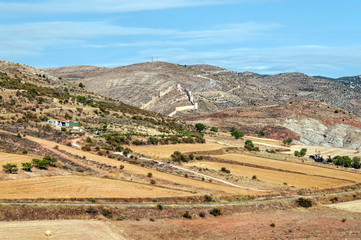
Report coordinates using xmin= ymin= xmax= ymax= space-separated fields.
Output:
xmin=46 ymin=62 xmax=361 ymax=118
xmin=183 ymin=100 xmax=361 ymax=150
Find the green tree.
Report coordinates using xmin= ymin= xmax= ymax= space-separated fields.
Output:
xmin=210 ymin=127 xmax=218 ymax=132
xmin=351 ymin=157 xmax=361 ymax=169
xmin=231 ymin=130 xmax=244 ymax=139
xmin=3 ymin=163 xmax=18 ymax=173
xmin=22 ymin=162 xmax=33 ymax=171
xmin=195 ymin=123 xmax=206 ymax=132
xmin=76 ymin=95 xmax=86 ymax=103
xmin=283 ymin=138 xmax=293 ymax=146
xmin=78 ymin=82 xmax=85 ymax=88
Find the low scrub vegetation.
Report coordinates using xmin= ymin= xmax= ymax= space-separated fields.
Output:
xmin=297 ymin=198 xmax=312 ymax=208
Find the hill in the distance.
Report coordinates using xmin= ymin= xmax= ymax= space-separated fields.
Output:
xmin=45 ymin=61 xmax=361 ymax=150
xmin=46 ymin=62 xmax=361 ymax=117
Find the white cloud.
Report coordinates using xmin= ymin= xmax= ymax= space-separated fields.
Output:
xmin=0 ymin=21 xmax=279 ymax=57
xmin=0 ymin=0 xmax=230 ymax=15
xmin=136 ymin=45 xmax=361 ymax=77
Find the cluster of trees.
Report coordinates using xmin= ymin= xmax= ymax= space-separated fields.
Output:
xmin=2 ymin=156 xmax=58 ymax=174
xmin=171 ymin=151 xmax=203 ymax=163
xmin=283 ymin=138 xmax=293 ymax=146
xmin=294 ymin=148 xmax=307 ymax=157
xmin=229 ymin=127 xmax=244 ymax=139
xmin=333 ymin=156 xmax=360 ymax=169
xmin=244 ymin=140 xmax=259 ymax=151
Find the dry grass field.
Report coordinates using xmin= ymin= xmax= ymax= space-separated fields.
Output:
xmin=0 ymin=220 xmax=125 ymax=240
xmin=218 ymin=153 xmax=361 ymax=182
xmin=115 ymin=207 xmax=361 ymax=240
xmin=186 ymin=161 xmax=353 ymax=189
xmin=128 ymin=143 xmax=225 ymax=159
xmin=325 ymin=199 xmax=361 ymax=213
xmin=0 ymin=175 xmax=192 ymax=199
xmin=0 ymin=152 xmax=34 ymax=165
xmin=26 ymin=136 xmax=259 ymax=196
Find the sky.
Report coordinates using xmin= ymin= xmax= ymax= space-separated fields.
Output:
xmin=1 ymin=0 xmax=361 ymax=77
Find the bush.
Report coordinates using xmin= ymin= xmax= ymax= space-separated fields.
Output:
xmin=231 ymin=130 xmax=244 ymax=139
xmin=22 ymin=149 xmax=28 ymax=154
xmin=195 ymin=123 xmax=206 ymax=132
xmin=199 ymin=212 xmax=206 ymax=218
xmin=221 ymin=167 xmax=230 ymax=174
xmin=352 ymin=157 xmax=361 ymax=169
xmin=210 ymin=127 xmax=218 ymax=132
xmin=209 ymin=208 xmax=221 ymax=217
xmin=147 ymin=172 xmax=153 ymax=178
xmin=252 ymin=175 xmax=257 ymax=180
xmin=244 ymin=140 xmax=259 ymax=151
xmin=3 ymin=163 xmax=18 ymax=173
xmin=283 ymin=138 xmax=293 ymax=145
xmin=297 ymin=198 xmax=312 ymax=208
xmin=171 ymin=151 xmax=189 ymax=163
xmin=101 ymin=208 xmax=112 ymax=218
xmin=270 ymin=223 xmax=276 ymax=227
xmin=22 ymin=162 xmax=33 ymax=171
xmin=157 ymin=204 xmax=163 ymax=211
xmin=183 ymin=211 xmax=192 ymax=219
xmin=32 ymin=158 xmax=49 ymax=169
xmin=81 ymin=145 xmax=91 ymax=151
xmin=204 ymin=195 xmax=213 ymax=202
xmin=295 ymin=148 xmax=307 ymax=157
xmin=150 ymin=180 xmax=156 ymax=185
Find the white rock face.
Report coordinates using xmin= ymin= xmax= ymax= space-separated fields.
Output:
xmin=283 ymin=118 xmax=361 ymax=150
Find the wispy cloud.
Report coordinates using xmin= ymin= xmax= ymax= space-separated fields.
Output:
xmin=136 ymin=45 xmax=361 ymax=77
xmin=0 ymin=21 xmax=279 ymax=57
xmin=0 ymin=0 xmax=230 ymax=15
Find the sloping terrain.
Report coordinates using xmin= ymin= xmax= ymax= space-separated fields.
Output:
xmin=46 ymin=62 xmax=361 ymax=117
xmin=184 ymin=100 xmax=361 ymax=150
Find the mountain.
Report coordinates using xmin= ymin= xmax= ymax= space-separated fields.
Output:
xmin=314 ymin=75 xmax=361 ymax=91
xmin=0 ymin=60 xmax=187 ymax=140
xmin=45 ymin=61 xmax=361 ymax=150
xmin=46 ymin=62 xmax=361 ymax=118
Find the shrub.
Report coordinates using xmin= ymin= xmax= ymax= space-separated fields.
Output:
xmin=157 ymin=204 xmax=163 ymax=211
xmin=270 ymin=223 xmax=276 ymax=227
xmin=183 ymin=211 xmax=192 ymax=219
xmin=86 ymin=207 xmax=99 ymax=216
xmin=352 ymin=157 xmax=361 ymax=169
xmin=22 ymin=149 xmax=28 ymax=154
xmin=150 ymin=180 xmax=156 ymax=185
xmin=297 ymin=198 xmax=312 ymax=208
xmin=204 ymin=195 xmax=213 ymax=202
xmin=32 ymin=158 xmax=49 ymax=169
xmin=101 ymin=208 xmax=112 ymax=218
xmin=171 ymin=151 xmax=189 ymax=163
xmin=199 ymin=212 xmax=206 ymax=218
xmin=221 ymin=167 xmax=230 ymax=174
xmin=283 ymin=138 xmax=293 ymax=145
xmin=252 ymin=175 xmax=257 ymax=180
xmin=147 ymin=172 xmax=153 ymax=178
xmin=22 ymin=162 xmax=33 ymax=171
xmin=231 ymin=130 xmax=244 ymax=139
xmin=195 ymin=123 xmax=206 ymax=132
xmin=209 ymin=208 xmax=221 ymax=217
xmin=210 ymin=127 xmax=218 ymax=132
xmin=244 ymin=140 xmax=259 ymax=151
xmin=81 ymin=145 xmax=91 ymax=151
xmin=3 ymin=163 xmax=18 ymax=173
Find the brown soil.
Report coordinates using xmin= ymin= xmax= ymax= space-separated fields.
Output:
xmin=115 ymin=206 xmax=361 ymax=240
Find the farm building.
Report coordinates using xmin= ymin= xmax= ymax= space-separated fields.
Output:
xmin=46 ymin=119 xmax=79 ymax=127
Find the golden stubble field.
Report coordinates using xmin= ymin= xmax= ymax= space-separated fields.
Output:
xmin=128 ymin=142 xmax=225 ymax=159
xmin=186 ymin=161 xmax=352 ymax=189
xmin=0 ymin=220 xmax=126 ymax=240
xmin=0 ymin=175 xmax=192 ymax=199
xmin=0 ymin=152 xmax=34 ymax=165
xmin=23 ymin=135 xmax=259 ymax=197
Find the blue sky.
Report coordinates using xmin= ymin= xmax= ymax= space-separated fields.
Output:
xmin=1 ymin=0 xmax=361 ymax=77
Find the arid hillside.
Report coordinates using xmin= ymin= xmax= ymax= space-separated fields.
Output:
xmin=46 ymin=61 xmax=361 ymax=117
xmin=183 ymin=100 xmax=361 ymax=150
